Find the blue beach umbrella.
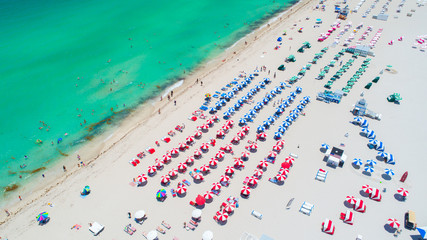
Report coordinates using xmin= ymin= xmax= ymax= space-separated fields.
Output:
xmin=367 ymin=130 xmax=376 ymax=139
xmin=259 ymin=81 xmax=266 ymax=87
xmin=275 ymin=87 xmax=282 ymax=93
xmin=239 ymin=118 xmax=247 ymax=126
xmin=232 ymin=87 xmax=239 ymax=93
xmin=255 ymin=85 xmax=261 ymax=90
xmin=297 ymin=105 xmax=304 ymax=110
xmin=236 ymin=84 xmax=243 ymax=90
xmin=361 ymin=128 xmax=370 ymax=134
xmin=364 ymin=166 xmax=374 ymax=173
xmin=285 ymin=116 xmax=293 ymax=123
xmin=384 ymin=168 xmax=395 ymax=176
xmin=234 ymin=103 xmax=241 ymax=109
xmin=375 ymin=141 xmax=385 ymax=151
xmin=290 ymin=91 xmax=297 ymax=97
xmin=270 ymin=90 xmax=276 ymax=96
xmin=223 ymin=111 xmax=230 ymax=119
xmin=274 ymin=132 xmax=283 ymax=139
xmin=303 ymin=96 xmax=311 ymax=102
xmin=220 ymin=99 xmax=227 ymax=105
xmin=244 ymin=114 xmax=252 ymax=121
xmin=254 ymin=69 xmax=260 ymax=74
xmin=366 ymin=159 xmax=377 ymax=166
xmin=377 ymin=151 xmax=388 ymax=158
xmin=209 ymin=107 xmax=217 ymax=114
xmin=249 ymin=74 xmax=255 ymax=79
xmin=416 ymin=227 xmax=427 ymax=239
xmin=361 ymin=119 xmax=369 ymax=128
xmin=263 ymin=121 xmax=271 ymax=128
xmin=278 ymin=126 xmax=286 ymax=133
xmin=266 ymin=94 xmax=273 ymax=99
xmin=268 ymin=116 xmax=275 ymax=123
xmin=228 ymin=107 xmax=235 ymax=114
xmin=237 ymin=99 xmax=244 ymax=105
xmin=249 ymin=109 xmax=257 ymax=116
xmin=386 ymin=154 xmax=395 ymax=165
xmin=280 ymin=82 xmax=287 ymax=89
xmin=290 ymin=113 xmax=298 ymax=120
xmin=264 ymin=77 xmax=271 ymax=84
xmin=369 ymin=139 xmax=379 ymax=146
xmin=276 ymin=108 xmax=284 ymax=114
xmin=282 ymin=121 xmax=290 ymax=128
xmin=277 ymin=37 xmax=282 ymax=42
xmin=353 ymin=116 xmax=363 ymax=124
xmin=240 ymin=81 xmax=247 ymax=87
xmin=215 ymin=102 xmax=222 ymax=110
xmin=321 ymin=143 xmax=330 ymax=150
xmin=296 ymin=87 xmax=302 ymax=93
xmin=250 ymin=88 xmax=257 ymax=94
xmin=254 ymin=104 xmax=262 ymax=111
xmin=245 ymin=77 xmax=252 ymax=83
xmin=353 ymin=158 xmax=363 ymax=166
xmin=287 ymin=96 xmax=294 ymax=102
xmin=257 ymin=125 xmax=266 ymax=133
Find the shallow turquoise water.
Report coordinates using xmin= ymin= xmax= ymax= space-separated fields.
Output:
xmin=0 ymin=0 xmax=296 ymax=197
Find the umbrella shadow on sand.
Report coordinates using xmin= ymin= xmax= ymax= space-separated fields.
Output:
xmin=362 ymin=171 xmax=372 ymax=176
xmin=394 ymin=193 xmax=405 ymax=202
xmin=352 ymin=163 xmax=361 ymax=170
xmin=319 ymin=148 xmax=328 ymax=153
xmin=376 ymin=156 xmax=385 ymax=161
xmin=382 ymin=174 xmax=392 ymax=181
xmin=384 ymin=224 xmax=397 ymax=233
xmin=359 ymin=190 xmax=370 ymax=198
xmin=177 ymin=192 xmax=187 ymax=198
xmin=343 ymin=200 xmax=353 ymax=208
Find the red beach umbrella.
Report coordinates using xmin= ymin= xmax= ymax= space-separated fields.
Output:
xmin=279 ymin=168 xmax=289 ymax=176
xmin=242 ymin=125 xmax=250 ymax=133
xmin=226 ymin=120 xmax=234 ymax=127
xmin=209 ymin=158 xmax=218 ymax=167
xmin=186 ymin=156 xmax=195 ymax=165
xmin=204 ymin=191 xmax=213 ymax=200
xmin=248 ymin=176 xmax=259 ymax=186
xmin=223 ymin=203 xmax=236 ymax=213
xmin=200 ymin=124 xmax=209 ymax=130
xmin=224 ymin=166 xmax=235 ymax=175
xmin=195 ymin=195 xmax=206 ymax=205
xmin=193 ymin=149 xmax=202 ymax=158
xmin=397 ymin=187 xmax=409 ymax=197
xmin=248 ymin=143 xmax=258 ymax=151
xmin=168 ymin=168 xmax=178 ymax=177
xmin=216 ymin=130 xmax=225 ymax=138
xmin=186 ymin=136 xmax=195 ymax=144
xmin=268 ymin=151 xmax=277 ymax=159
xmin=387 ymin=218 xmax=400 ymax=229
xmin=241 ymin=151 xmax=250 ymax=160
xmin=237 ymin=131 xmax=246 ymax=137
xmin=199 ymin=164 xmax=210 ymax=172
xmin=178 ymin=142 xmax=188 ymax=151
xmin=346 ymin=196 xmax=357 ymax=205
xmin=281 ymin=162 xmax=291 ymax=169
xmin=284 ymin=156 xmax=295 ymax=165
xmin=178 ymin=162 xmax=187 ymax=172
xmin=160 ymin=175 xmax=170 ymax=184
xmin=234 ymin=158 xmax=244 ymax=166
xmin=162 ymin=154 xmax=171 ymax=163
xmin=275 ymin=174 xmax=287 ymax=182
xmin=215 ymin=151 xmax=225 ymax=159
xmin=194 ymin=130 xmax=203 ymax=138
xmin=206 ymin=118 xmax=214 ymax=126
xmin=176 ymin=185 xmax=187 ymax=195
xmin=362 ymin=184 xmax=373 ymax=194
xmin=170 ymin=148 xmax=179 ymax=155
xmin=257 ymin=132 xmax=267 ymax=140
xmin=193 ymin=172 xmax=204 ymax=180
xmin=155 ymin=160 xmax=164 ymax=169
xmin=272 ymin=145 xmax=282 ymax=152
xmin=221 ymin=124 xmax=230 ymax=131
xmin=219 ymin=175 xmax=230 ymax=183
xmin=253 ymin=169 xmax=263 ymax=177
xmin=147 ymin=166 xmax=157 ymax=174
xmin=258 ymin=160 xmax=268 ymax=169
xmin=135 ymin=174 xmax=147 ymax=183
xmin=223 ymin=144 xmax=233 ymax=152
xmin=276 ymin=139 xmax=285 ymax=146
xmin=200 ymin=143 xmax=210 ymax=151
xmin=241 ymin=186 xmax=251 ymax=196
xmin=231 ymin=136 xmax=241 ymax=143
xmin=216 ymin=211 xmax=229 ymax=221
xmin=211 ymin=182 xmax=222 ymax=191
xmin=212 ymin=115 xmax=219 ymax=121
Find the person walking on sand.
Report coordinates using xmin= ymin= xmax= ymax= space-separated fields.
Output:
xmin=63 ymin=165 xmax=67 ymax=172
xmin=128 ymin=212 xmax=131 ymax=218
xmin=174 ymin=100 xmax=176 ymax=106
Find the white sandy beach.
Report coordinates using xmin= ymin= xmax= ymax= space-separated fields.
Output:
xmin=1 ymin=0 xmax=427 ymax=239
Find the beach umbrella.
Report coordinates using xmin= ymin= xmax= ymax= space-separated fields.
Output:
xmin=257 ymin=125 xmax=266 ymax=133
xmin=370 ymin=188 xmax=382 ymax=201
xmin=272 ymin=144 xmax=282 ymax=152
xmin=377 ymin=151 xmax=388 ymax=158
xmin=226 ymin=120 xmax=234 ymax=127
xmin=192 ymin=209 xmax=202 ymax=219
xmin=225 ymin=166 xmax=235 ymax=175
xmin=303 ymin=96 xmax=310 ymax=102
xmin=397 ymin=187 xmax=409 ymax=197
xmin=134 ymin=210 xmax=146 ymax=219
xmin=234 ymin=158 xmax=244 ymax=166
xmin=193 ymin=149 xmax=202 ymax=159
xmin=353 ymin=116 xmax=363 ymax=124
xmin=135 ymin=174 xmax=148 ymax=183
xmin=193 ymin=172 xmax=204 ymax=180
xmin=279 ymin=168 xmax=289 ymax=176
xmin=156 ymin=189 xmax=167 ymax=199
xmin=366 ymin=159 xmax=377 ymax=166
xmin=170 ymin=148 xmax=179 ymax=156
xmin=223 ymin=203 xmax=236 ymax=213
xmin=267 ymin=116 xmax=275 ymax=123
xmin=160 ymin=175 xmax=170 ymax=184
xmin=234 ymin=103 xmax=241 ymax=109
xmin=239 ymin=118 xmax=247 ymax=126
xmin=216 ymin=129 xmax=225 ymax=138
xmin=221 ymin=124 xmax=230 ymax=132
xmin=353 ymin=158 xmax=363 ymax=166
xmin=258 ymin=160 xmax=268 ymax=169
xmin=200 ymin=124 xmax=209 ymax=131
xmin=254 ymin=104 xmax=262 ymax=111
xmin=416 ymin=227 xmax=427 ymax=239
xmin=257 ymin=132 xmax=267 ymax=140
xmin=244 ymin=113 xmax=252 ymax=121
xmin=346 ymin=196 xmax=357 ymax=205
xmin=375 ymin=141 xmax=385 ymax=151
xmin=237 ymin=131 xmax=246 ymax=138
xmin=195 ymin=194 xmax=206 ymax=205
xmin=253 ymin=169 xmax=263 ymax=177
xmin=177 ymin=185 xmax=187 ymax=195
xmin=194 ymin=130 xmax=203 ymax=138
xmin=384 ymin=168 xmax=395 ymax=176
xmin=215 ymin=151 xmax=225 ymax=159
xmin=155 ymin=160 xmax=164 ymax=168
xmin=367 ymin=130 xmax=376 ymax=139
xmin=186 ymin=136 xmax=195 ymax=144
xmin=386 ymin=154 xmax=395 ymax=165
xmin=200 ymin=143 xmax=210 ymax=151
xmin=290 ymin=113 xmax=298 ymax=120
xmin=241 ymin=186 xmax=251 ymax=196
xmin=276 ymin=139 xmax=286 ymax=146
xmin=209 ymin=107 xmax=217 ymax=114
xmin=204 ymin=191 xmax=214 ymax=200
xmin=276 ymin=107 xmax=284 ymax=114
xmin=162 ymin=154 xmax=171 ymax=163
xmin=322 ymin=219 xmax=335 ymax=235
xmin=369 ymin=139 xmax=379 ymax=146
xmin=248 ymin=176 xmax=259 ymax=186
xmin=199 ymin=164 xmax=210 ymax=173
xmin=353 ymin=199 xmax=366 ymax=213
xmin=285 ymin=116 xmax=293 ymax=123
xmin=178 ymin=162 xmax=187 ymax=171
xmin=242 ymin=125 xmax=250 ymax=133
xmin=274 ymin=132 xmax=283 ymax=139
xmin=362 ymin=185 xmax=373 ymax=194
xmin=321 ymin=143 xmax=330 ymax=150
xmin=206 ymin=118 xmax=215 ymax=126
xmin=364 ymin=166 xmax=374 ymax=173
xmin=211 ymin=182 xmax=222 ymax=191
xmin=147 ymin=230 xmax=158 ymax=240
xmin=268 ymin=151 xmax=277 ymax=159
xmin=202 ymin=231 xmax=214 ymax=240
xmin=222 ymin=144 xmax=232 ymax=153
xmin=216 ymin=211 xmax=229 ymax=222
xmin=284 ymin=156 xmax=295 ymax=165
xmin=241 ymin=151 xmax=250 ymax=160
xmin=361 ymin=119 xmax=369 ymax=128
xmin=36 ymin=212 xmax=49 ymax=222
xmin=147 ymin=165 xmax=157 ymax=174
xmin=209 ymin=158 xmax=218 ymax=168
xmin=387 ymin=218 xmax=401 ymax=229
xmin=248 ymin=143 xmax=258 ymax=151
xmin=275 ymin=174 xmax=287 ymax=182
xmin=220 ymin=175 xmax=230 ymax=183
xmin=361 ymin=128 xmax=370 ymax=134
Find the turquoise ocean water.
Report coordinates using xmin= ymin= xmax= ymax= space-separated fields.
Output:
xmin=0 ymin=0 xmax=296 ymax=200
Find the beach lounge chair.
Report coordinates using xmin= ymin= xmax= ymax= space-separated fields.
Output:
xmin=187 ymin=222 xmax=196 ymax=230
xmin=161 ymin=221 xmax=171 ymax=229
xmin=211 ymin=190 xmax=220 ymax=196
xmin=171 ymin=188 xmax=177 ymax=197
xmin=124 ymin=224 xmax=136 ymax=235
xmin=268 ymin=178 xmax=278 ymax=184
xmin=243 ymin=177 xmax=249 ymax=185
xmin=182 ymin=179 xmax=191 ymax=186
xmin=156 ymin=226 xmax=166 ymax=234
xmin=189 ymin=220 xmax=198 ymax=227
xmin=142 ymin=231 xmax=148 ymax=239
xmin=315 ymin=169 xmax=328 ymax=182
xmin=299 ymin=202 xmax=314 ymax=216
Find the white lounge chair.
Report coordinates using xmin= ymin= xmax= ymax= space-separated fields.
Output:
xmin=315 ymin=169 xmax=328 ymax=182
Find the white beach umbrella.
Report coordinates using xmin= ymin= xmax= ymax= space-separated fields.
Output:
xmin=202 ymin=231 xmax=213 ymax=240
xmin=134 ymin=210 xmax=146 ymax=219
xmin=147 ymin=230 xmax=158 ymax=240
xmin=192 ymin=209 xmax=202 ymax=219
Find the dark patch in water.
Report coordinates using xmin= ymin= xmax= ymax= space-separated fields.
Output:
xmin=19 ymin=167 xmax=46 ymax=174
xmin=4 ymin=183 xmax=19 ymax=193
xmin=8 ymin=170 xmax=17 ymax=175
xmin=58 ymin=149 xmax=68 ymax=156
